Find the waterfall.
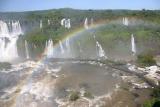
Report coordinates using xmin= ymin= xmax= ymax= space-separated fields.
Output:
xmin=48 ymin=20 xmax=50 ymax=25
xmin=66 ymin=19 xmax=71 ymax=29
xmin=0 ymin=20 xmax=22 ymax=62
xmin=40 ymin=20 xmax=43 ymax=29
xmin=96 ymin=41 xmax=107 ymax=59
xmin=34 ymin=44 xmax=37 ymax=49
xmin=0 ymin=37 xmax=18 ymax=60
xmin=131 ymin=34 xmax=136 ymax=55
xmin=8 ymin=21 xmax=11 ymax=26
xmin=0 ymin=21 xmax=10 ymax=37
xmin=61 ymin=18 xmax=66 ymax=26
xmin=123 ymin=17 xmax=129 ymax=26
xmin=59 ymin=41 xmax=64 ymax=54
xmin=92 ymin=34 xmax=107 ymax=59
xmin=45 ymin=39 xmax=54 ymax=58
xmin=61 ymin=18 xmax=71 ymax=29
xmin=64 ymin=19 xmax=71 ymax=29
xmin=84 ymin=18 xmax=89 ymax=29
xmin=25 ymin=40 xmax=30 ymax=59
xmin=65 ymin=38 xmax=71 ymax=53
xmin=11 ymin=20 xmax=23 ymax=35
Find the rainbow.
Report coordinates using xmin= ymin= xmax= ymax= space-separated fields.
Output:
xmin=13 ymin=22 xmax=106 ymax=106
xmin=12 ymin=17 xmax=143 ymax=105
xmin=35 ymin=21 xmax=107 ymax=73
xmin=48 ymin=21 xmax=106 ymax=50
xmin=8 ymin=18 xmax=159 ymax=106
xmin=42 ymin=21 xmax=107 ymax=57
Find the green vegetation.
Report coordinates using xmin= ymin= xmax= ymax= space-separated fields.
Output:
xmin=69 ymin=91 xmax=80 ymax=101
xmin=20 ymin=23 xmax=160 ymax=58
xmin=84 ymin=91 xmax=94 ymax=99
xmin=143 ymin=99 xmax=160 ymax=107
xmin=137 ymin=54 xmax=156 ymax=67
xmin=1 ymin=9 xmax=160 ymax=58
xmin=1 ymin=9 xmax=160 ymax=24
xmin=143 ymin=88 xmax=160 ymax=107
xmin=152 ymin=101 xmax=160 ymax=107
xmin=68 ymin=90 xmax=94 ymax=101
xmin=0 ymin=62 xmax=11 ymax=70
xmin=151 ymin=89 xmax=160 ymax=99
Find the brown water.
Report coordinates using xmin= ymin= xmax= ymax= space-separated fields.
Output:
xmin=0 ymin=60 xmax=152 ymax=107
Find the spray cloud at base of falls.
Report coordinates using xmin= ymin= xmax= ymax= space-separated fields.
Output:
xmin=59 ymin=40 xmax=65 ymax=54
xmin=0 ymin=20 xmax=23 ymax=62
xmin=78 ymin=42 xmax=83 ymax=55
xmin=65 ymin=38 xmax=71 ymax=54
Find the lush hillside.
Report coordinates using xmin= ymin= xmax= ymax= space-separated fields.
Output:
xmin=1 ymin=8 xmax=160 ymax=22
xmin=1 ymin=8 xmax=160 ymax=58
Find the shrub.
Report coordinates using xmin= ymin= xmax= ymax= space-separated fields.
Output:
xmin=143 ymin=88 xmax=160 ymax=107
xmin=84 ymin=91 xmax=94 ymax=99
xmin=153 ymin=101 xmax=160 ymax=107
xmin=137 ymin=54 xmax=156 ymax=67
xmin=151 ymin=88 xmax=160 ymax=99
xmin=69 ymin=91 xmax=80 ymax=101
xmin=143 ymin=99 xmax=160 ymax=107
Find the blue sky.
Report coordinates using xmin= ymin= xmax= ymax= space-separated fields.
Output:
xmin=0 ymin=0 xmax=160 ymax=12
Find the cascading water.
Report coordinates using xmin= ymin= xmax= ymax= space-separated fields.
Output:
xmin=68 ymin=19 xmax=71 ymax=29
xmin=0 ymin=20 xmax=22 ymax=62
xmin=96 ymin=41 xmax=107 ymax=59
xmin=0 ymin=21 xmax=9 ymax=37
xmin=61 ymin=18 xmax=71 ymax=29
xmin=131 ymin=34 xmax=136 ymax=55
xmin=59 ymin=41 xmax=65 ymax=54
xmin=45 ymin=39 xmax=54 ymax=58
xmin=61 ymin=18 xmax=66 ymax=26
xmin=65 ymin=19 xmax=71 ymax=29
xmin=40 ymin=20 xmax=43 ymax=29
xmin=122 ymin=17 xmax=129 ymax=26
xmin=84 ymin=18 xmax=89 ymax=29
xmin=25 ymin=40 xmax=30 ymax=59
xmin=48 ymin=20 xmax=50 ymax=25
xmin=44 ymin=39 xmax=71 ymax=58
xmin=11 ymin=21 xmax=23 ymax=35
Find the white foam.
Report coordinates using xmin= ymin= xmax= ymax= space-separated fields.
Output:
xmin=21 ymin=82 xmax=53 ymax=101
xmin=132 ymin=83 xmax=150 ymax=89
xmin=50 ymin=66 xmax=61 ymax=73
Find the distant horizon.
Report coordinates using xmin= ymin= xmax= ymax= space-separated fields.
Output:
xmin=1 ymin=7 xmax=160 ymax=13
xmin=0 ymin=0 xmax=160 ymax=12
